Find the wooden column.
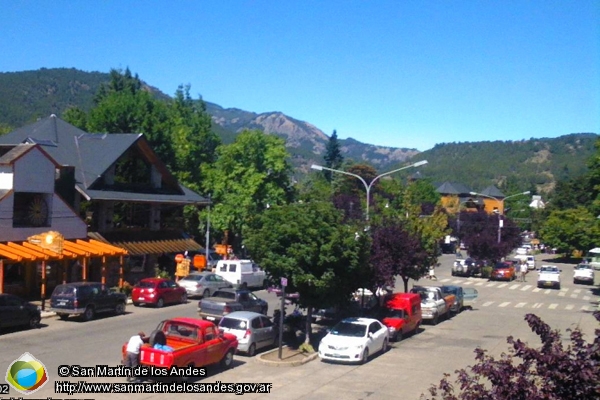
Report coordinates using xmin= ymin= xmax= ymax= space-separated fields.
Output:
xmin=41 ymin=260 xmax=47 ymax=311
xmin=82 ymin=258 xmax=87 ymax=281
xmin=101 ymin=256 xmax=106 ymax=285
xmin=62 ymin=259 xmax=67 ymax=284
xmin=0 ymin=259 xmax=4 ymax=294
xmin=119 ymin=255 xmax=124 ymax=288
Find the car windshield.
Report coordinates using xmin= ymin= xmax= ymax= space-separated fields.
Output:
xmin=385 ymin=309 xmax=405 ymax=319
xmin=494 ymin=263 xmax=510 ymax=269
xmin=181 ymin=274 xmax=205 ymax=282
xmin=576 ymin=264 xmax=591 ymax=270
xmin=330 ymin=322 xmax=366 ymax=337
xmin=219 ymin=317 xmax=247 ymax=330
xmin=136 ymin=281 xmax=156 ymax=288
xmin=52 ymin=285 xmax=75 ymax=296
xmin=540 ymin=267 xmax=558 ymax=273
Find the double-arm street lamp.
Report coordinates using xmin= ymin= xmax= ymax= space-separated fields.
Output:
xmin=469 ymin=190 xmax=531 ymax=243
xmin=311 ymin=160 xmax=428 ymax=222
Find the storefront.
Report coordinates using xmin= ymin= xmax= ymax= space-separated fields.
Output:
xmin=0 ymin=232 xmax=127 ymax=308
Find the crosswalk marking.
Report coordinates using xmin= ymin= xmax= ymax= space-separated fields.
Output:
xmin=520 ymin=285 xmax=532 ymax=291
xmin=558 ymin=292 xmax=566 ymax=297
xmin=532 ymin=303 xmax=543 ymax=309
xmin=482 ymin=301 xmax=494 ymax=307
xmin=462 ymin=281 xmax=473 ymax=285
xmin=499 ymin=302 xmax=510 ymax=307
xmin=533 ymin=288 xmax=541 ymax=293
xmin=509 ymin=284 xmax=519 ymax=290
xmin=544 ymin=289 xmax=552 ymax=294
xmin=573 ymin=289 xmax=581 ymax=294
xmin=486 ymin=283 xmax=496 ymax=287
xmin=549 ymin=304 xmax=558 ymax=309
xmin=515 ymin=302 xmax=526 ymax=308
xmin=570 ymin=294 xmax=578 ymax=298
xmin=475 ymin=282 xmax=484 ymax=286
xmin=498 ymin=283 xmax=508 ymax=288
xmin=565 ymin=304 xmax=574 ymax=310
xmin=583 ymin=296 xmax=591 ymax=301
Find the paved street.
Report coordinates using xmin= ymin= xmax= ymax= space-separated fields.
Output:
xmin=1 ymin=254 xmax=598 ymax=400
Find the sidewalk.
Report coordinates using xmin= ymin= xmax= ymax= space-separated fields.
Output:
xmin=33 ymin=298 xmax=133 ymax=319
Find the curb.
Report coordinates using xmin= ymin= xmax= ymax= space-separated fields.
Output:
xmin=255 ymin=346 xmax=319 ymax=367
xmin=41 ymin=298 xmax=133 ymax=319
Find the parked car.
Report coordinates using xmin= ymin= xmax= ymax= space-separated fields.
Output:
xmin=132 ymin=278 xmax=187 ymax=308
xmin=452 ymin=257 xmax=483 ymax=277
xmin=410 ymin=286 xmax=452 ymax=325
xmin=177 ymin=272 xmax=232 ymax=298
xmin=573 ymin=263 xmax=595 ymax=285
xmin=462 ymin=287 xmax=479 ymax=310
xmin=490 ymin=262 xmax=516 ymax=281
xmin=516 ymin=244 xmax=532 ymax=255
xmin=515 ymin=255 xmax=536 ymax=270
xmin=198 ymin=288 xmax=268 ymax=322
xmin=50 ymin=282 xmax=127 ymax=321
xmin=0 ymin=293 xmax=41 ymax=330
xmin=218 ymin=311 xmax=277 ymax=356
xmin=537 ymin=265 xmax=561 ymax=289
xmin=214 ymin=260 xmax=268 ymax=289
xmin=440 ymin=285 xmax=464 ymax=314
xmin=122 ymin=317 xmax=238 ymax=374
xmin=318 ymin=317 xmax=389 ymax=364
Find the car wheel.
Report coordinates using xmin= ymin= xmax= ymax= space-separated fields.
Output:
xmin=247 ymin=343 xmax=256 ymax=357
xmin=115 ymin=302 xmax=126 ymax=315
xmin=29 ymin=315 xmax=41 ymax=329
xmin=58 ymin=313 xmax=69 ymax=321
xmin=220 ymin=349 xmax=234 ymax=369
xmin=180 ymin=293 xmax=188 ymax=304
xmin=432 ymin=314 xmax=439 ymax=325
xmin=360 ymin=348 xmax=369 ymax=364
xmin=203 ymin=289 xmax=210 ymax=298
xmin=556 ymin=284 xmax=561 ymax=290
xmin=381 ymin=338 xmax=389 ymax=353
xmin=133 ymin=302 xmax=140 ymax=307
xmin=156 ymin=298 xmax=164 ymax=308
xmin=82 ymin=306 xmax=95 ymax=322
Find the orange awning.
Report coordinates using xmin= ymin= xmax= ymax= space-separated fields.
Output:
xmin=0 ymin=239 xmax=127 ymax=262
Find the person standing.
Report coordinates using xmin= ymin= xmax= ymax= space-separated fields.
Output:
xmin=125 ymin=331 xmax=146 ymax=382
xmin=520 ymin=261 xmax=528 ymax=282
xmin=429 ymin=265 xmax=437 ymax=281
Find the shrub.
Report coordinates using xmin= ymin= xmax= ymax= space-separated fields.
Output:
xmin=154 ymin=267 xmax=170 ymax=279
xmin=481 ymin=266 xmax=493 ymax=278
xmin=422 ymin=312 xmax=600 ymax=400
xmin=298 ymin=342 xmax=315 ymax=354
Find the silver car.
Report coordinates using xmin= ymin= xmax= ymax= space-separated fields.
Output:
xmin=218 ymin=311 xmax=277 ymax=356
xmin=177 ymin=272 xmax=232 ymax=298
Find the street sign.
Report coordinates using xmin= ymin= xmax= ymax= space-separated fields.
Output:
xmin=281 ymin=277 xmax=288 ymax=287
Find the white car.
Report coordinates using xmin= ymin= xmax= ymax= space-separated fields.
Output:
xmin=573 ymin=263 xmax=595 ymax=285
xmin=318 ymin=317 xmax=389 ymax=364
xmin=516 ymin=246 xmax=531 ymax=255
xmin=537 ymin=265 xmax=561 ymax=289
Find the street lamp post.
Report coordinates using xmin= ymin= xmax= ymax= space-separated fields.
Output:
xmin=469 ymin=191 xmax=531 ymax=243
xmin=311 ymin=160 xmax=428 ymax=222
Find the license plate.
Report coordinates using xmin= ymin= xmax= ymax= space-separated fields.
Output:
xmin=544 ymin=282 xmax=553 ymax=286
xmin=207 ymin=316 xmax=215 ymax=321
xmin=58 ymin=301 xmax=66 ymax=306
xmin=138 ymin=297 xmax=145 ymax=300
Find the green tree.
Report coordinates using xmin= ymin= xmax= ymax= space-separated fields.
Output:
xmin=539 ymin=207 xmax=600 ymax=255
xmin=323 ymin=129 xmax=344 ymax=182
xmin=244 ymin=201 xmax=371 ymax=343
xmin=202 ymin=130 xmax=295 ymax=250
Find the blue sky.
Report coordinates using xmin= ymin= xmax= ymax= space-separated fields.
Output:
xmin=1 ymin=1 xmax=598 ymax=151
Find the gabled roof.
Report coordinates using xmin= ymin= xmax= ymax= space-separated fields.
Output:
xmin=480 ymin=185 xmax=505 ymax=199
xmin=436 ymin=181 xmax=473 ymax=195
xmin=0 ymin=115 xmax=208 ymax=205
xmin=0 ymin=144 xmax=60 ymax=167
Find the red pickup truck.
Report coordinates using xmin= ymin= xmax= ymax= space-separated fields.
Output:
xmin=380 ymin=293 xmax=422 ymax=341
xmin=122 ymin=317 xmax=238 ymax=375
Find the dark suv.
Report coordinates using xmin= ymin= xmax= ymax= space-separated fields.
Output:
xmin=49 ymin=282 xmax=127 ymax=321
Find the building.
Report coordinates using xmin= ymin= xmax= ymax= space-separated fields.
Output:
xmin=435 ymin=181 xmax=505 ymax=214
xmin=0 ymin=115 xmax=209 ymax=301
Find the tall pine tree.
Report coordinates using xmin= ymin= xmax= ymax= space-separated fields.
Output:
xmin=323 ymin=129 xmax=344 ymax=182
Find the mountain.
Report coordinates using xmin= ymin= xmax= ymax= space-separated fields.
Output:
xmin=0 ymin=68 xmax=596 ymax=192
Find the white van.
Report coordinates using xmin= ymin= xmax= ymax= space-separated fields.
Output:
xmin=215 ymin=260 xmax=267 ymax=289
xmin=585 ymin=248 xmax=600 ymax=270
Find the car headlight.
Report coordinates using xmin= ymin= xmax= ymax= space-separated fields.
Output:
xmin=388 ymin=327 xmax=396 ymax=333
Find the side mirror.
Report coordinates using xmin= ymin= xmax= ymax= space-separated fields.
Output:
xmin=368 ymin=332 xmax=374 ymax=339
xmin=218 ymin=328 xmax=225 ymax=337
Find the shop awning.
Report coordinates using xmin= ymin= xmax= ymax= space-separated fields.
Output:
xmin=88 ymin=231 xmax=203 ymax=256
xmin=0 ymin=239 xmax=127 ymax=262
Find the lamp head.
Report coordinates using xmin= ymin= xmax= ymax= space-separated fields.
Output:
xmin=469 ymin=192 xmax=478 ymax=196
xmin=412 ymin=160 xmax=428 ymax=167
xmin=311 ymin=164 xmax=324 ymax=171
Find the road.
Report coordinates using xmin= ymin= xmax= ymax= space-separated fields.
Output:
xmin=0 ymin=254 xmax=597 ymax=400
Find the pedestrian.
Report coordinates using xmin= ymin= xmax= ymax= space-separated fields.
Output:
xmin=125 ymin=331 xmax=146 ymax=382
xmin=519 ymin=261 xmax=528 ymax=282
xmin=429 ymin=266 xmax=437 ymax=281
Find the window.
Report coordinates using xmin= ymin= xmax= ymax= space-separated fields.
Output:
xmin=251 ymin=317 xmax=262 ymax=329
xmin=13 ymin=192 xmax=50 ymax=228
xmin=220 ymin=263 xmax=227 ymax=272
xmin=158 ymin=281 xmax=168 ymax=289
xmin=368 ymin=322 xmax=380 ymax=334
xmin=260 ymin=316 xmax=273 ymax=327
xmin=238 ymin=293 xmax=250 ymax=302
xmin=229 ymin=263 xmax=237 ymax=273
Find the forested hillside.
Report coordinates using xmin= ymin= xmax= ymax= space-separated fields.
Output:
xmin=412 ymin=134 xmax=597 ymax=192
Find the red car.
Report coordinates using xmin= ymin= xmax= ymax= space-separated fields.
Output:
xmin=132 ymin=278 xmax=187 ymax=308
xmin=490 ymin=262 xmax=516 ymax=281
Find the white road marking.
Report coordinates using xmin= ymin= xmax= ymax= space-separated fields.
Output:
xmin=509 ymin=284 xmax=520 ymax=290
xmin=498 ymin=283 xmax=508 ymax=288
xmin=533 ymin=288 xmax=542 ymax=293
xmin=475 ymin=282 xmax=485 ymax=286
xmin=499 ymin=302 xmax=510 ymax=308
xmin=558 ymin=292 xmax=566 ymax=297
xmin=570 ymin=294 xmax=578 ymax=299
xmin=520 ymin=285 xmax=532 ymax=291
xmin=482 ymin=301 xmax=494 ymax=307
xmin=583 ymin=296 xmax=591 ymax=301
xmin=515 ymin=302 xmax=526 ymax=308
xmin=486 ymin=283 xmax=496 ymax=287
xmin=573 ymin=289 xmax=582 ymax=294
xmin=548 ymin=304 xmax=558 ymax=309
xmin=531 ymin=303 xmax=543 ymax=309
xmin=565 ymin=304 xmax=574 ymax=310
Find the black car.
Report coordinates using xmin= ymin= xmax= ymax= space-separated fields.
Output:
xmin=0 ymin=294 xmax=41 ymax=330
xmin=49 ymin=282 xmax=127 ymax=321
